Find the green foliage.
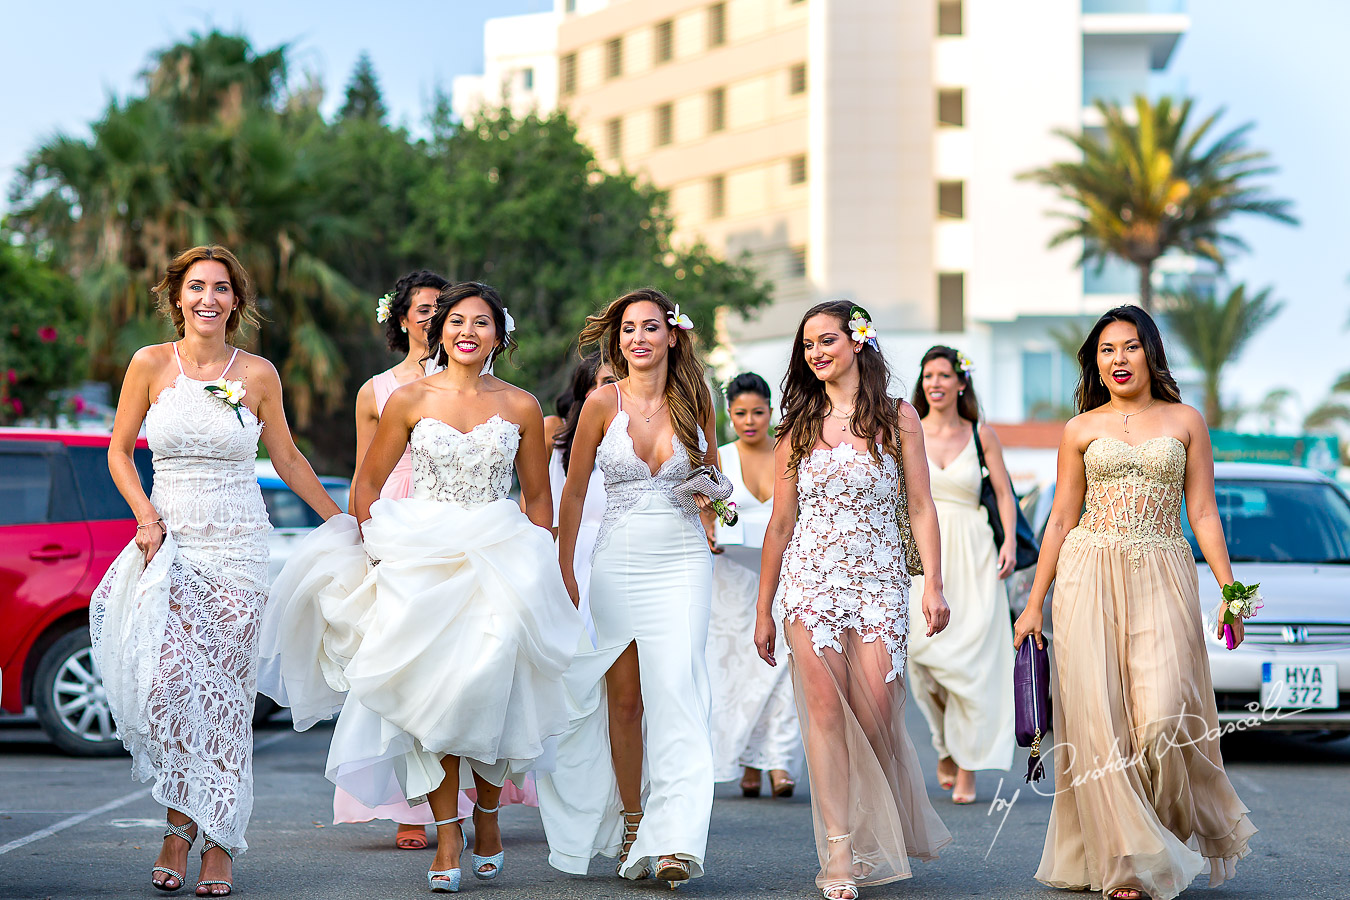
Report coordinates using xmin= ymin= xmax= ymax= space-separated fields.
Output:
xmin=339 ymin=53 xmax=387 ymax=123
xmin=1161 ymin=283 xmax=1282 ymax=427
xmin=0 ymin=241 xmax=89 ymax=425
xmin=1021 ymin=96 xmax=1297 ymax=310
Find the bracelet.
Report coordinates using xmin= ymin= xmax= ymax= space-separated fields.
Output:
xmin=136 ymin=518 xmax=165 ymax=531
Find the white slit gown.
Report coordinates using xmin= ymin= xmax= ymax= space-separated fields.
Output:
xmin=537 ymin=384 xmax=715 ymax=879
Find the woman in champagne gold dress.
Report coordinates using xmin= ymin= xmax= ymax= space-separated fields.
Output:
xmin=1014 ymin=305 xmax=1256 ymax=900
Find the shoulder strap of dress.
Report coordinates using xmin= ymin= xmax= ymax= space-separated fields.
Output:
xmin=223 ymin=346 xmax=241 ymax=377
xmin=171 ymin=341 xmax=185 ymax=375
xmin=613 ymin=381 xmax=622 ymax=411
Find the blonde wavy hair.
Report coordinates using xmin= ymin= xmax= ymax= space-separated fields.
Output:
xmin=578 ymin=288 xmax=712 ymax=467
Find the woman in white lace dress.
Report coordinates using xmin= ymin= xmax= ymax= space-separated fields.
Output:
xmin=538 ymin=289 xmax=721 ymax=887
xmin=707 ymin=372 xmax=803 ymax=797
xmin=755 ymin=301 xmax=953 ymax=900
xmin=92 ymin=245 xmax=341 ymax=897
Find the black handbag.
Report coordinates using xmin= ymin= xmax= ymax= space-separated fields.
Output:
xmin=972 ymin=422 xmax=1039 ymax=571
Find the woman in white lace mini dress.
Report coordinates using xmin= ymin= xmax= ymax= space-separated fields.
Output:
xmin=538 ymin=289 xmax=721 ymax=887
xmin=707 ymin=372 xmax=803 ymax=798
xmin=92 ymin=245 xmax=341 ymax=897
xmin=755 ymin=301 xmax=953 ymax=900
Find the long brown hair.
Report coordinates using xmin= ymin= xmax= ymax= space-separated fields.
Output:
xmin=152 ymin=245 xmax=259 ymax=339
xmin=1074 ymin=305 xmax=1182 ymax=413
xmin=911 ymin=345 xmax=980 ymax=423
xmin=578 ymin=288 xmax=712 ymax=467
xmin=778 ymin=300 xmax=900 ymax=472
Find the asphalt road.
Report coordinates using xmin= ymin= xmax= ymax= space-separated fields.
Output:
xmin=0 ymin=706 xmax=1346 ymax=900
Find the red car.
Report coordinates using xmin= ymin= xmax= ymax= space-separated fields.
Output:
xmin=0 ymin=428 xmax=155 ymax=755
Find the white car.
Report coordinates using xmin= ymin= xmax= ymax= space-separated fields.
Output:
xmin=1014 ymin=462 xmax=1350 ymax=734
xmin=255 ymin=461 xmax=350 ymax=584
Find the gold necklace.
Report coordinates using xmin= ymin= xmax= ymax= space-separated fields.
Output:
xmin=177 ymin=341 xmax=232 ymax=374
xmin=633 ymin=396 xmax=667 ymax=424
xmin=1109 ymin=397 xmax=1156 ymax=433
xmin=827 ymin=406 xmax=853 ymax=433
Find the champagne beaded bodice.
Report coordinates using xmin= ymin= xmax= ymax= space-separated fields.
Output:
xmin=1067 ymin=437 xmax=1189 ymax=561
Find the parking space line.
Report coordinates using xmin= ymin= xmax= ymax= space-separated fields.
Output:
xmin=0 ymin=729 xmax=295 ymax=856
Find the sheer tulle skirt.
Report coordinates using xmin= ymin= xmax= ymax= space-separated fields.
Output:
xmin=784 ymin=619 xmax=951 ymax=889
xmin=1035 ymin=534 xmax=1255 ymax=899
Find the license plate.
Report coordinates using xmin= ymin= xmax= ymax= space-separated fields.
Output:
xmin=1261 ymin=662 xmax=1338 ymax=709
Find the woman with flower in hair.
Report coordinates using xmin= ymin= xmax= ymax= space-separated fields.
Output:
xmin=904 ymin=345 xmax=1017 ymax=805
xmin=92 ymin=245 xmax=341 ymax=896
xmin=538 ymin=288 xmax=723 ymax=887
xmin=756 ymin=301 xmax=952 ymax=900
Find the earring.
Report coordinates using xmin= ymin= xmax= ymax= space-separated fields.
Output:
xmin=1099 ymin=374 xmax=1105 ymax=385
xmin=401 ymin=325 xmax=408 ymax=333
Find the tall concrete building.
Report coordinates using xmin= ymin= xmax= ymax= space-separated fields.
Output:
xmin=455 ymin=0 xmax=1190 ymax=422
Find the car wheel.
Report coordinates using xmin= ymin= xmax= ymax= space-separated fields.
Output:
xmin=32 ymin=629 xmax=125 ymax=757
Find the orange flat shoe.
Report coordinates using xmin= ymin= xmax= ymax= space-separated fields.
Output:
xmin=395 ymin=823 xmax=428 ymax=850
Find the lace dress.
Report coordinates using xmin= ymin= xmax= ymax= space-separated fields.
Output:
xmin=538 ymin=384 xmax=715 ymax=879
xmin=1036 ymin=437 xmax=1255 ymax=900
xmin=907 ymin=438 xmax=1015 ymax=772
xmin=91 ymin=346 xmax=270 ymax=852
xmin=776 ymin=443 xmax=952 ymax=889
xmin=707 ymin=441 xmax=803 ymax=781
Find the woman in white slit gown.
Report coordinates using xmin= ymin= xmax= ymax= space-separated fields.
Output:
xmin=707 ymin=372 xmax=803 ymax=796
xmin=756 ymin=301 xmax=952 ymax=900
xmin=262 ymin=282 xmax=580 ymax=892
xmin=92 ymin=245 xmax=341 ymax=896
xmin=538 ymin=289 xmax=721 ymax=886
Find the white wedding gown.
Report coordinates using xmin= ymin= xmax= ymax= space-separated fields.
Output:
xmin=707 ymin=441 xmax=803 ymax=781
xmin=260 ymin=415 xmax=582 ymax=807
xmin=91 ymin=346 xmax=270 ymax=852
xmin=537 ymin=384 xmax=715 ymax=879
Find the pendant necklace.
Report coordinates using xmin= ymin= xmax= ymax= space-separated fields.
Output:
xmin=634 ymin=396 xmax=667 ymax=423
xmin=827 ymin=406 xmax=854 ymax=433
xmin=1109 ymin=397 xmax=1156 ymax=433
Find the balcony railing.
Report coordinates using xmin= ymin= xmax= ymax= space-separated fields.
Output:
xmin=1083 ymin=71 xmax=1184 ymax=108
xmin=1083 ymin=0 xmax=1186 ymax=12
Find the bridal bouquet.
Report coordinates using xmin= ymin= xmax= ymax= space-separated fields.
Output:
xmin=1219 ymin=580 xmax=1263 ymax=650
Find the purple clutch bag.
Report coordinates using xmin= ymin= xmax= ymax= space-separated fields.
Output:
xmin=1014 ymin=638 xmax=1051 ymax=783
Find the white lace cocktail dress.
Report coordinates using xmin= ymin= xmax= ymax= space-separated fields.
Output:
xmin=91 ymin=346 xmax=270 ymax=852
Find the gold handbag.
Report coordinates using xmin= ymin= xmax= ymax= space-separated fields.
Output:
xmin=894 ymin=448 xmax=923 ymax=576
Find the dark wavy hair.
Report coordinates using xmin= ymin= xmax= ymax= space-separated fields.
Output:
xmin=778 ymin=300 xmax=900 ymax=472
xmin=911 ymin=345 xmax=980 ymax=424
xmin=384 ymin=269 xmax=450 ymax=353
xmin=553 ymin=351 xmax=607 ymax=473
xmin=725 ymin=371 xmax=771 ymax=404
xmin=1075 ymin=305 xmax=1183 ymax=413
xmin=424 ymin=281 xmax=516 ymax=370
xmin=578 ymin=287 xmax=712 ymax=468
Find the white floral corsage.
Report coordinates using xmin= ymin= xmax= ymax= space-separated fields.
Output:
xmin=204 ymin=379 xmax=248 ymax=426
xmin=502 ymin=306 xmax=516 ymax=335
xmin=849 ymin=306 xmax=879 ymax=350
xmin=1218 ymin=580 xmax=1263 ymax=650
xmin=375 ymin=292 xmax=394 ymax=324
xmin=667 ymin=303 xmax=694 ymax=330
xmin=712 ymin=499 xmax=738 ymax=527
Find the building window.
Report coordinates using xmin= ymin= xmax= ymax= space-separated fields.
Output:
xmin=707 ymin=87 xmax=726 ymax=133
xmin=788 ymin=62 xmax=807 ymax=95
xmin=606 ymin=37 xmax=624 ymax=79
xmin=937 ymin=88 xmax=963 ymax=127
xmin=708 ymin=174 xmax=726 ymax=219
xmin=1022 ymin=350 xmax=1079 ymax=420
xmin=654 ymin=20 xmax=674 ymax=64
xmin=708 ymin=3 xmax=727 ymax=48
xmin=787 ymin=246 xmax=807 ymax=277
xmin=938 ymin=1 xmax=963 ymax=36
xmin=655 ymin=103 xmax=674 ymax=147
xmin=560 ymin=54 xmax=577 ymax=96
xmin=788 ymin=154 xmax=807 ymax=185
xmin=605 ymin=116 xmax=623 ymax=159
xmin=938 ymin=180 xmax=964 ymax=218
xmin=938 ymin=273 xmax=964 ymax=331
xmin=521 ymin=67 xmax=535 ymax=91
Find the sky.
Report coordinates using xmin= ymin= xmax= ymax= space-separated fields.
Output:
xmin=1 ymin=0 xmax=1346 ymax=424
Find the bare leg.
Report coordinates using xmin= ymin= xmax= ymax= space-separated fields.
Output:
xmin=151 ymin=807 xmax=196 ymax=891
xmin=605 ymin=642 xmax=644 ymax=812
xmin=427 ymin=754 xmax=465 ymax=884
xmin=784 ymin=621 xmax=850 ymax=837
xmin=470 ymin=774 xmax=504 ymax=874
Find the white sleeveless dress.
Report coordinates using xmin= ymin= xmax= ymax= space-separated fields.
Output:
xmin=91 ymin=345 xmax=269 ymax=852
xmin=706 ymin=441 xmax=802 ymax=780
xmin=538 ymin=384 xmax=715 ymax=879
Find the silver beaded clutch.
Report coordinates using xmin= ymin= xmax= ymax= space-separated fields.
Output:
xmin=672 ymin=465 xmax=737 ymax=525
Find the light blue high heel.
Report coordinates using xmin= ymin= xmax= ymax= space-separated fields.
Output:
xmin=427 ymin=818 xmax=467 ymax=893
xmin=471 ymin=801 xmax=505 ymax=880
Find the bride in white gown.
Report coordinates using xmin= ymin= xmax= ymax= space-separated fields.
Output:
xmin=261 ymin=282 xmax=581 ymax=893
xmin=538 ymin=289 xmax=722 ymax=887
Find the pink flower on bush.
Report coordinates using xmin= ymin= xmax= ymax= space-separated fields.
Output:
xmin=4 ymin=369 xmax=14 ymax=385
xmin=72 ymin=395 xmax=87 ymax=413
xmin=38 ymin=326 xmax=58 ymax=343
xmin=9 ymin=398 xmax=23 ymax=415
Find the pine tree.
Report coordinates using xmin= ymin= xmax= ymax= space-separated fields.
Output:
xmin=339 ymin=53 xmax=386 ymax=122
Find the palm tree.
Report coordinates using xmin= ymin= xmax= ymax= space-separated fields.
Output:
xmin=1021 ymin=96 xmax=1297 ymax=310
xmin=1252 ymin=387 xmax=1296 ymax=433
xmin=1161 ymin=283 xmax=1282 ymax=427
